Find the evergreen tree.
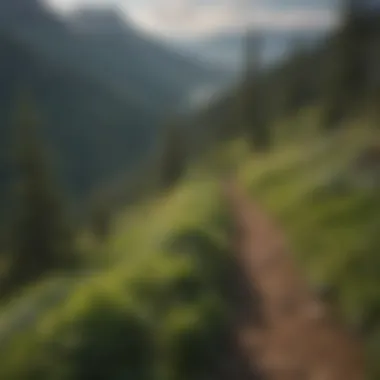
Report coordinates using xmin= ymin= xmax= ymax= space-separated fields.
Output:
xmin=283 ymin=42 xmax=314 ymax=115
xmin=159 ymin=121 xmax=187 ymax=190
xmin=240 ymin=30 xmax=271 ymax=151
xmin=323 ymin=0 xmax=370 ymax=130
xmin=250 ymin=107 xmax=272 ymax=151
xmin=4 ymin=91 xmax=76 ymax=294
xmin=89 ymin=200 xmax=111 ymax=243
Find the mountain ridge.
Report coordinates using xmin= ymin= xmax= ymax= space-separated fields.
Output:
xmin=0 ymin=0 xmax=221 ymax=204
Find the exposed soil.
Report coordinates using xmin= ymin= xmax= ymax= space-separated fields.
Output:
xmin=222 ymin=180 xmax=366 ymax=380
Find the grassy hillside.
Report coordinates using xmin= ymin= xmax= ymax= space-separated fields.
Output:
xmin=0 ymin=125 xmax=379 ymax=379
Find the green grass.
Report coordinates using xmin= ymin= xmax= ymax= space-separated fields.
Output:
xmin=0 ymin=125 xmax=379 ymax=379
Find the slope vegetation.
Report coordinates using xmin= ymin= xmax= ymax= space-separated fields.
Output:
xmin=0 ymin=126 xmax=379 ymax=379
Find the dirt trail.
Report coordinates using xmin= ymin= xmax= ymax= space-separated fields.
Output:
xmin=223 ymin=181 xmax=366 ymax=380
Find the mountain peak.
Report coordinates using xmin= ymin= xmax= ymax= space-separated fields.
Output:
xmin=67 ymin=7 xmax=131 ymax=34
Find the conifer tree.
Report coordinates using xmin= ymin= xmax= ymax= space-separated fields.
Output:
xmin=243 ymin=31 xmax=271 ymax=151
xmin=89 ymin=200 xmax=111 ymax=243
xmin=159 ymin=121 xmax=187 ymax=190
xmin=323 ymin=0 xmax=369 ymax=130
xmin=5 ymin=91 xmax=76 ymax=293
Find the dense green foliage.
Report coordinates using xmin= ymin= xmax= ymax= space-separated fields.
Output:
xmin=159 ymin=123 xmax=188 ymax=190
xmin=0 ymin=127 xmax=379 ymax=379
xmin=0 ymin=2 xmax=380 ymax=379
xmin=1 ymin=93 xmax=77 ymax=299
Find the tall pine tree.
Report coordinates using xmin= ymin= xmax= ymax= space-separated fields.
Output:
xmin=4 ymin=91 xmax=76 ymax=295
xmin=323 ymin=0 xmax=371 ymax=130
xmin=159 ymin=120 xmax=187 ymax=191
xmin=240 ymin=30 xmax=271 ymax=151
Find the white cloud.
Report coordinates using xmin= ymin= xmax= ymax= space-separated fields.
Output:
xmin=45 ymin=0 xmax=339 ymax=37
xmin=127 ymin=0 xmax=339 ymax=38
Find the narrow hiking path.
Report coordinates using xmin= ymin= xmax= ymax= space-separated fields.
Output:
xmin=223 ymin=181 xmax=366 ymax=380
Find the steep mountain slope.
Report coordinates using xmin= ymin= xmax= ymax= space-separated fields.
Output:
xmin=0 ymin=1 xmax=218 ymax=112
xmin=196 ymin=12 xmax=380 ymax=146
xmin=0 ymin=32 xmax=155 ymax=199
xmin=67 ymin=8 xmax=221 ymax=111
xmin=0 ymin=0 xmax=220 ymax=202
xmin=170 ymin=29 xmax=329 ymax=71
xmin=0 ymin=127 xmax=379 ymax=379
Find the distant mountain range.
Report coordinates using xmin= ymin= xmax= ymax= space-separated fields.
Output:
xmin=0 ymin=0 xmax=223 ymax=202
xmin=168 ymin=29 xmax=330 ymax=72
xmin=1 ymin=1 xmax=222 ymax=111
xmin=0 ymin=0 xmax=336 ymax=207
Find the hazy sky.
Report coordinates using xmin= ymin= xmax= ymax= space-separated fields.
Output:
xmin=45 ymin=0 xmax=341 ymax=38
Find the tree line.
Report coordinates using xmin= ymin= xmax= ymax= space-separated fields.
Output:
xmin=0 ymin=92 xmax=188 ymax=300
xmin=2 ymin=0 xmax=379 ymax=300
xmin=200 ymin=0 xmax=380 ymax=151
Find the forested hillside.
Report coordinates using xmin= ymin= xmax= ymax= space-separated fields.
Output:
xmin=0 ymin=127 xmax=378 ymax=379
xmin=197 ymin=7 xmax=380 ymax=147
xmin=0 ymin=0 xmax=379 ymax=379
xmin=0 ymin=33 xmax=155 ymax=200
xmin=173 ymin=29 xmax=327 ymax=71
xmin=0 ymin=0 xmax=218 ymax=202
